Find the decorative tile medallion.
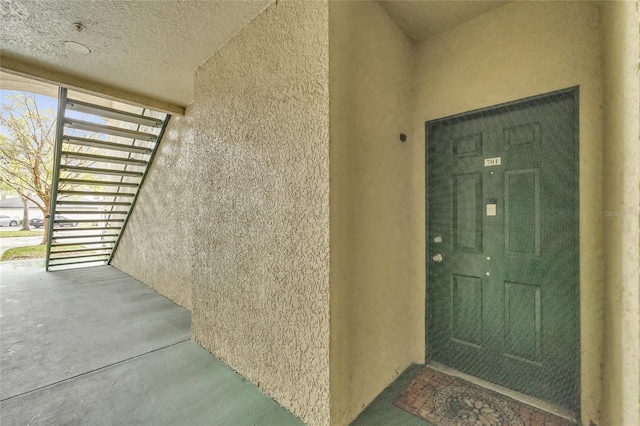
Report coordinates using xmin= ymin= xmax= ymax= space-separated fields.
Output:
xmin=394 ymin=367 xmax=576 ymax=426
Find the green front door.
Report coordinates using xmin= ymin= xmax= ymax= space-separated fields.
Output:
xmin=426 ymin=88 xmax=579 ymax=410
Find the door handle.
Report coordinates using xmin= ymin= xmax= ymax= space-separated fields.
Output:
xmin=432 ymin=254 xmax=444 ymax=263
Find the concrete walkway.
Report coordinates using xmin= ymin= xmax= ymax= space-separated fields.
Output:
xmin=0 ymin=260 xmax=302 ymax=425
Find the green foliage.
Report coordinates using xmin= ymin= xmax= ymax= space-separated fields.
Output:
xmin=1 ymin=244 xmax=92 ymax=261
xmin=1 ymin=244 xmax=46 ymax=261
xmin=0 ymin=230 xmax=43 ymax=238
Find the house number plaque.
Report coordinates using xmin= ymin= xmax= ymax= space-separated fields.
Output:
xmin=484 ymin=157 xmax=502 ymax=167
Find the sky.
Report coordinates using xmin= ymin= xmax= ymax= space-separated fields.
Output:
xmin=1 ymin=90 xmax=57 ymax=114
xmin=1 ymin=89 xmax=106 ymax=142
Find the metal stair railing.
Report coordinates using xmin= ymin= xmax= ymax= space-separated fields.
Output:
xmin=46 ymin=87 xmax=170 ymax=271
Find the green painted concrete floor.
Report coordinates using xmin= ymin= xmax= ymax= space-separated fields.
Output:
xmin=0 ymin=260 xmax=301 ymax=426
xmin=352 ymin=364 xmax=432 ymax=426
xmin=0 ymin=259 xmax=431 ymax=425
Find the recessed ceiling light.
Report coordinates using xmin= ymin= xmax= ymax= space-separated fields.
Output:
xmin=64 ymin=41 xmax=91 ymax=55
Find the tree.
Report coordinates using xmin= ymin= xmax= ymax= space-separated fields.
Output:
xmin=0 ymin=92 xmax=96 ymax=245
xmin=17 ymin=189 xmax=31 ymax=231
xmin=19 ymin=191 xmax=30 ymax=231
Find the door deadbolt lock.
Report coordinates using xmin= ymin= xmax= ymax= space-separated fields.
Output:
xmin=432 ymin=254 xmax=444 ymax=263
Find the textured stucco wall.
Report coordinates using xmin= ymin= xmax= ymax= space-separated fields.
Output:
xmin=413 ymin=2 xmax=603 ymax=424
xmin=112 ymin=113 xmax=195 ymax=311
xmin=601 ymin=1 xmax=640 ymax=424
xmin=188 ymin=2 xmax=330 ymax=425
xmin=329 ymin=2 xmax=418 ymax=424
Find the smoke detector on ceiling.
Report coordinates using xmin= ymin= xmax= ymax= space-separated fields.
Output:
xmin=64 ymin=41 xmax=91 ymax=55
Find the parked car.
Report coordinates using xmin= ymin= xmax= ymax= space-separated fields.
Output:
xmin=30 ymin=215 xmax=78 ymax=228
xmin=0 ymin=215 xmax=20 ymax=227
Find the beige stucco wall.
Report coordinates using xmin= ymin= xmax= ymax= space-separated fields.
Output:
xmin=109 ymin=1 xmax=639 ymax=424
xmin=112 ymin=113 xmax=195 ymax=311
xmin=188 ymin=2 xmax=331 ymax=425
xmin=113 ymin=2 xmax=330 ymax=424
xmin=601 ymin=1 xmax=640 ymax=425
xmin=328 ymin=1 xmax=419 ymax=424
xmin=413 ymin=2 xmax=604 ymax=424
xmin=0 ymin=71 xmax=59 ymax=99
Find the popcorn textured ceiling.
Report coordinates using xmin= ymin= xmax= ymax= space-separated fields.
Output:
xmin=0 ymin=0 xmax=270 ymax=107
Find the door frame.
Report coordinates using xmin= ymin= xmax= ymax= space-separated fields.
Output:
xmin=424 ymin=86 xmax=581 ymax=412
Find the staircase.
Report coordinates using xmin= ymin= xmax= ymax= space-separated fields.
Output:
xmin=45 ymin=87 xmax=170 ymax=271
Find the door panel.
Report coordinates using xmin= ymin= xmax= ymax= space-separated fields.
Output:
xmin=426 ymin=89 xmax=579 ymax=411
xmin=453 ymin=174 xmax=482 ymax=250
xmin=503 ymin=281 xmax=542 ymax=363
xmin=505 ymin=169 xmax=540 ymax=255
xmin=451 ymin=274 xmax=483 ymax=347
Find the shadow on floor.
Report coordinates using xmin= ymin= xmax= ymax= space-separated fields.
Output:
xmin=352 ymin=364 xmax=432 ymax=425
